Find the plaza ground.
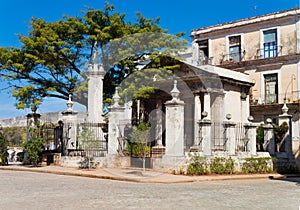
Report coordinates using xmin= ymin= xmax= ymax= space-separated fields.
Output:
xmin=0 ymin=169 xmax=300 ymax=209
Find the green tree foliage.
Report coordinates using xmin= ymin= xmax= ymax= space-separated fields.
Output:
xmin=127 ymin=123 xmax=151 ymax=157
xmin=0 ymin=131 xmax=8 ymax=165
xmin=22 ymin=128 xmax=45 ymax=166
xmin=0 ymin=3 xmax=187 ymax=109
xmin=273 ymin=122 xmax=289 ymax=144
xmin=2 ymin=126 xmax=27 ymax=146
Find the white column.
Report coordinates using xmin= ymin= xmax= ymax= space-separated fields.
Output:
xmin=155 ymin=100 xmax=163 ymax=146
xmin=87 ymin=64 xmax=105 ymax=123
xmin=191 ymin=95 xmax=201 ymax=151
xmin=244 ymin=123 xmax=257 ymax=156
xmin=296 ymin=19 xmax=300 ymax=53
xmin=224 ymin=121 xmax=236 ymax=155
xmin=108 ymin=89 xmax=125 ymax=156
xmin=278 ymin=103 xmax=293 ymax=155
xmin=165 ymin=80 xmax=185 ymax=156
xmin=62 ymin=96 xmax=78 ymax=155
xmin=192 ymin=41 xmax=199 ymax=65
xmin=199 ymin=119 xmax=212 ymax=155
xmin=263 ymin=118 xmax=275 ymax=155
xmin=203 ymin=92 xmax=211 ymax=120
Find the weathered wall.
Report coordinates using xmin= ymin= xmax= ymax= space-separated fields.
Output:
xmin=0 ymin=111 xmax=88 ymax=127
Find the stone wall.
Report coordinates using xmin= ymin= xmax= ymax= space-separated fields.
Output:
xmin=0 ymin=111 xmax=88 ymax=127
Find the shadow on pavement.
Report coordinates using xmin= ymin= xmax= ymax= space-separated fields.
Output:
xmin=269 ymin=174 xmax=300 ymax=186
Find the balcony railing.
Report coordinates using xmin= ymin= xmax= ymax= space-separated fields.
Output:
xmin=251 ymin=91 xmax=300 ymax=105
xmin=255 ymin=44 xmax=282 ymax=59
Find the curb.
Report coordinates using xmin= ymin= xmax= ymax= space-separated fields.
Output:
xmin=0 ymin=166 xmax=299 ymax=184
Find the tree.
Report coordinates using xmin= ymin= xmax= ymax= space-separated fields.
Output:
xmin=127 ymin=123 xmax=151 ymax=170
xmin=0 ymin=3 xmax=187 ymax=109
xmin=0 ymin=130 xmax=8 ymax=165
xmin=22 ymin=127 xmax=45 ymax=166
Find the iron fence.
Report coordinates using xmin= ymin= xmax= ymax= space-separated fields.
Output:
xmin=210 ymin=122 xmax=248 ymax=152
xmin=75 ymin=122 xmax=108 ymax=157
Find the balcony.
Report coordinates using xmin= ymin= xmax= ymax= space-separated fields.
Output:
xmin=255 ymin=44 xmax=281 ymax=59
xmin=250 ymin=91 xmax=300 ymax=106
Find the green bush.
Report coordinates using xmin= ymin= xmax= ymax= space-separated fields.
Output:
xmin=242 ymin=157 xmax=273 ymax=174
xmin=0 ymin=132 xmax=8 ymax=165
xmin=210 ymin=157 xmax=235 ymax=174
xmin=128 ymin=123 xmax=151 ymax=157
xmin=187 ymin=156 xmax=208 ymax=175
xmin=256 ymin=126 xmax=264 ymax=151
xmin=23 ymin=136 xmax=45 ymax=166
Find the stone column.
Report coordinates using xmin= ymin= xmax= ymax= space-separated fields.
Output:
xmin=263 ymin=118 xmax=275 ymax=155
xmin=192 ymin=41 xmax=199 ymax=65
xmin=61 ymin=95 xmax=78 ymax=156
xmin=155 ymin=100 xmax=163 ymax=146
xmin=203 ymin=91 xmax=211 ymax=120
xmin=278 ymin=101 xmax=292 ymax=154
xmin=198 ymin=119 xmax=212 ymax=155
xmin=151 ymin=100 xmax=165 ymax=156
xmin=165 ymin=80 xmax=185 ymax=156
xmin=191 ymin=95 xmax=201 ymax=151
xmin=26 ymin=106 xmax=41 ymax=140
xmin=244 ymin=117 xmax=257 ymax=156
xmin=108 ymin=89 xmax=125 ymax=156
xmin=224 ymin=119 xmax=236 ymax=155
xmin=87 ymin=63 xmax=105 ymax=123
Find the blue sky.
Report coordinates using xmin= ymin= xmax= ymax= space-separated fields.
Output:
xmin=0 ymin=0 xmax=298 ymax=118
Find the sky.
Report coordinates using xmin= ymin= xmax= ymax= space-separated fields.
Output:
xmin=0 ymin=0 xmax=298 ymax=118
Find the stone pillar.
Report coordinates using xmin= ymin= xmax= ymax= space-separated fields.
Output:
xmin=244 ymin=117 xmax=257 ymax=156
xmin=296 ymin=18 xmax=300 ymax=54
xmin=108 ymin=89 xmax=125 ymax=156
xmin=198 ymin=119 xmax=212 ymax=155
xmin=278 ymin=101 xmax=292 ymax=154
xmin=61 ymin=95 xmax=78 ymax=156
xmin=224 ymin=119 xmax=236 ymax=155
xmin=192 ymin=41 xmax=199 ymax=65
xmin=191 ymin=95 xmax=201 ymax=151
xmin=26 ymin=106 xmax=41 ymax=140
xmin=263 ymin=118 xmax=275 ymax=155
xmin=151 ymin=100 xmax=165 ymax=156
xmin=155 ymin=100 xmax=163 ymax=146
xmin=87 ymin=63 xmax=105 ymax=123
xmin=165 ymin=80 xmax=185 ymax=156
xmin=203 ymin=91 xmax=211 ymax=120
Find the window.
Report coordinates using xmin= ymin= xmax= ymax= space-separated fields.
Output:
xmin=197 ymin=39 xmax=209 ymax=64
xmin=264 ymin=73 xmax=278 ymax=104
xmin=263 ymin=29 xmax=278 ymax=58
xmin=229 ymin=36 xmax=241 ymax=62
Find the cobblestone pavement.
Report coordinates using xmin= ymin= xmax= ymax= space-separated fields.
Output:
xmin=1 ymin=170 xmax=300 ymax=210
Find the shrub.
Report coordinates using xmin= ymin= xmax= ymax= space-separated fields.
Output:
xmin=256 ymin=126 xmax=264 ymax=151
xmin=128 ymin=123 xmax=151 ymax=157
xmin=0 ymin=132 xmax=8 ymax=165
xmin=210 ymin=157 xmax=235 ymax=174
xmin=242 ymin=157 xmax=273 ymax=174
xmin=187 ymin=156 xmax=208 ymax=175
xmin=23 ymin=136 xmax=45 ymax=166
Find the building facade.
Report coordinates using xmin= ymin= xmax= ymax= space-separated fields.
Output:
xmin=190 ymin=8 xmax=300 ymax=142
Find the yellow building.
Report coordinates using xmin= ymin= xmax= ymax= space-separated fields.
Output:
xmin=191 ymin=8 xmax=300 ymax=135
